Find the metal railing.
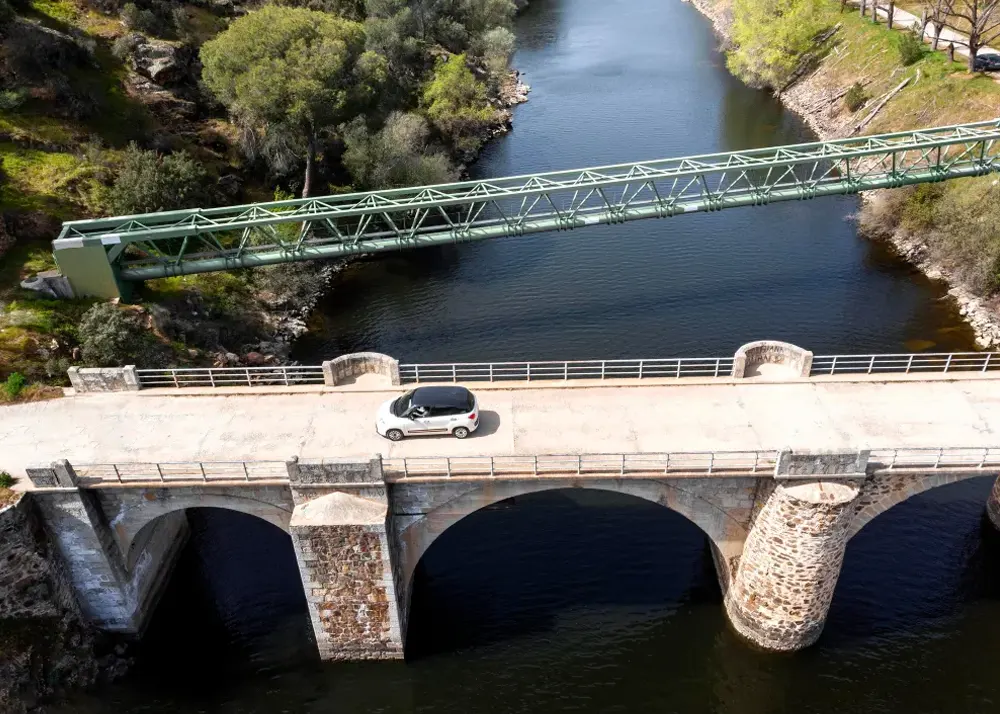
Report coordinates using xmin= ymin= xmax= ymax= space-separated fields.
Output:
xmin=811 ymin=352 xmax=1000 ymax=375
xmin=398 ymin=357 xmax=736 ymax=383
xmin=136 ymin=365 xmax=325 ymax=388
xmin=382 ymin=451 xmax=777 ymax=480
xmin=74 ymin=460 xmax=288 ymax=484
xmin=65 ymin=447 xmax=1000 ymax=486
xmin=870 ymin=446 xmax=1000 ymax=471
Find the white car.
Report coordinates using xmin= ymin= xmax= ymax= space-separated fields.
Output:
xmin=376 ymin=386 xmax=480 ymax=441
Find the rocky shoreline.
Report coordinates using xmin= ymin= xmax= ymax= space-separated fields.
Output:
xmin=688 ymin=0 xmax=1000 ymax=349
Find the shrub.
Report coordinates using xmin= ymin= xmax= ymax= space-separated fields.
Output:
xmin=901 ymin=183 xmax=942 ymax=231
xmin=0 ymin=89 xmax=24 ymax=111
xmin=844 ymin=82 xmax=867 ymax=112
xmin=895 ymin=30 xmax=926 ymax=66
xmin=342 ymin=112 xmax=459 ymax=190
xmin=121 ymin=2 xmax=161 ymax=35
xmin=3 ymin=372 xmax=25 ymax=399
xmin=78 ymin=302 xmax=159 ymax=367
xmin=108 ymin=143 xmax=208 ymax=215
xmin=0 ymin=471 xmax=14 ymax=489
xmin=421 ymin=54 xmax=499 ymax=156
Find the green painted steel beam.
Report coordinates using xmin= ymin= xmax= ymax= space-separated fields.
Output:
xmin=51 ymin=119 xmax=1000 ymax=287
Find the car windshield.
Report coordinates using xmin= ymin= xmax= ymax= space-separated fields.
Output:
xmin=391 ymin=391 xmax=414 ymax=417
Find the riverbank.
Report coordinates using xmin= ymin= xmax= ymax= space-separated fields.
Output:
xmin=690 ymin=0 xmax=1000 ymax=348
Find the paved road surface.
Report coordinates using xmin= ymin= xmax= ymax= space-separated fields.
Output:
xmin=3 ymin=377 xmax=1000 ymax=482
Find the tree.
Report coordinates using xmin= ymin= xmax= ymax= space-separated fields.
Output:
xmin=727 ymin=0 xmax=825 ymax=89
xmin=200 ymin=6 xmax=386 ymax=197
xmin=474 ymin=25 xmax=515 ymax=86
xmin=421 ymin=53 xmax=498 ymax=155
xmin=924 ymin=0 xmax=950 ymax=47
xmin=942 ymin=0 xmax=1000 ymax=71
xmin=342 ymin=111 xmax=458 ymax=189
xmin=108 ymin=143 xmax=208 ymax=215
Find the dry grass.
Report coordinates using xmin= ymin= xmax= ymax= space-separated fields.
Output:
xmin=0 ymin=488 xmax=20 ymax=508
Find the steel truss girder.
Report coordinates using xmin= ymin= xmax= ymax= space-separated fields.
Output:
xmin=51 ymin=120 xmax=1000 ymax=281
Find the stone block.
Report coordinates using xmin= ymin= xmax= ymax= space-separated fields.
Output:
xmin=774 ymin=450 xmax=870 ymax=479
xmin=67 ymin=365 xmax=140 ymax=393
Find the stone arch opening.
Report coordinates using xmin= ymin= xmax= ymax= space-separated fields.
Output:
xmin=828 ymin=475 xmax=999 ymax=647
xmin=400 ymin=486 xmax=727 ymax=658
xmin=132 ymin=507 xmax=314 ymax=677
xmin=116 ymin=489 xmax=294 ymax=572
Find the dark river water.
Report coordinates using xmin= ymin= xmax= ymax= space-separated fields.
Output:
xmin=52 ymin=1 xmax=1000 ymax=712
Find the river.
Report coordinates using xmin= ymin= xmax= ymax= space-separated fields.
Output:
xmin=50 ymin=1 xmax=1000 ymax=712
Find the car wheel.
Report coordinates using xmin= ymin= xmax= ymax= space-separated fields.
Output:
xmin=453 ymin=426 xmax=470 ymax=439
xmin=386 ymin=429 xmax=404 ymax=441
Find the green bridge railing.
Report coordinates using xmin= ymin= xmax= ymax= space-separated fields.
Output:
xmin=52 ymin=119 xmax=1000 ymax=298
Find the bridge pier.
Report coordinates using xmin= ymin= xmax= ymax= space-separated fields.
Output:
xmin=724 ymin=452 xmax=866 ymax=651
xmin=287 ymin=457 xmax=404 ymax=660
xmin=987 ymin=477 xmax=1000 ymax=531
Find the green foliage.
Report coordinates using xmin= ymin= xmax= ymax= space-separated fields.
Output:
xmin=77 ymin=302 xmax=160 ymax=367
xmin=343 ymin=111 xmax=458 ymax=189
xmin=727 ymin=0 xmax=825 ymax=89
xmin=894 ymin=30 xmax=925 ymax=66
xmin=3 ymin=372 xmax=25 ymax=399
xmin=0 ymin=89 xmax=25 ymax=111
xmin=421 ymin=53 xmax=497 ymax=155
xmin=200 ymin=6 xmax=386 ymax=191
xmin=108 ymin=143 xmax=208 ymax=215
xmin=925 ymin=177 xmax=1000 ymax=293
xmin=844 ymin=82 xmax=867 ymax=112
xmin=901 ymin=183 xmax=942 ymax=231
xmin=0 ymin=471 xmax=14 ymax=489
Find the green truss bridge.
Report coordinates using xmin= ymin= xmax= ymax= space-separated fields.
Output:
xmin=52 ymin=119 xmax=1000 ymax=299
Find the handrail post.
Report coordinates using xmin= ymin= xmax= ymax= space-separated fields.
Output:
xmin=533 ymin=455 xmax=538 ymax=476
xmin=490 ymin=456 xmax=495 ymax=478
xmin=577 ymin=454 xmax=582 ymax=475
xmin=113 ymin=464 xmax=121 ymax=483
xmin=208 ymin=370 xmax=215 ymax=388
xmin=172 ymin=370 xmax=179 ymax=388
xmin=403 ymin=458 xmax=409 ymax=479
xmin=446 ymin=458 xmax=452 ymax=478
xmin=830 ymin=355 xmax=838 ymax=375
xmin=944 ymin=354 xmax=953 ymax=373
xmin=663 ymin=453 xmax=670 ymax=474
xmin=601 ymin=362 xmax=606 ymax=380
xmin=714 ymin=358 xmax=720 ymax=378
xmin=638 ymin=360 xmax=644 ymax=379
xmin=867 ymin=355 xmax=876 ymax=374
xmin=564 ymin=362 xmax=568 ymax=380
xmin=415 ymin=364 xmax=421 ymax=383
xmin=934 ymin=447 xmax=944 ymax=468
xmin=156 ymin=463 xmax=163 ymax=482
xmin=620 ymin=454 xmax=625 ymax=476
xmin=245 ymin=368 xmax=251 ymax=387
xmin=199 ymin=462 xmax=207 ymax=480
xmin=905 ymin=354 xmax=914 ymax=373
xmin=452 ymin=364 xmax=457 ymax=382
xmin=283 ymin=367 xmax=290 ymax=386
xmin=980 ymin=447 xmax=989 ymax=469
xmin=490 ymin=363 xmax=494 ymax=382
xmin=708 ymin=453 xmax=715 ymax=474
xmin=675 ymin=360 xmax=681 ymax=378
xmin=751 ymin=451 xmax=759 ymax=473
xmin=527 ymin=363 xmax=531 ymax=381
xmin=243 ymin=461 xmax=250 ymax=481
xmin=983 ymin=353 xmax=993 ymax=372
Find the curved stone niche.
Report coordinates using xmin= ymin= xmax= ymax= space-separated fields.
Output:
xmin=323 ymin=352 xmax=401 ymax=386
xmin=732 ymin=340 xmax=813 ymax=379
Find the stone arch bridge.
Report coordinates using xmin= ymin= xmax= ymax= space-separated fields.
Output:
xmin=24 ymin=450 xmax=1000 ymax=660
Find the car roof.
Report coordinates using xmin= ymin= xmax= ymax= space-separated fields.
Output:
xmin=410 ymin=386 xmax=474 ymax=408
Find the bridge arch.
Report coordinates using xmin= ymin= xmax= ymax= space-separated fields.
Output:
xmin=849 ymin=471 xmax=999 ymax=539
xmin=98 ymin=486 xmax=295 ymax=571
xmin=393 ymin=478 xmax=760 ymax=615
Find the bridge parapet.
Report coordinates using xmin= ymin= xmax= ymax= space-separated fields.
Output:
xmin=67 ymin=365 xmax=139 ymax=393
xmin=732 ymin=341 xmax=813 ymax=379
xmin=322 ymin=353 xmax=400 ymax=387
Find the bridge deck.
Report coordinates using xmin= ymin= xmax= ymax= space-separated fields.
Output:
xmin=4 ymin=376 xmax=1000 ymax=487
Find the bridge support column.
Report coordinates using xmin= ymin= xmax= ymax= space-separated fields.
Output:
xmin=287 ymin=457 xmax=403 ymax=661
xmin=724 ymin=451 xmax=866 ymax=651
xmin=27 ymin=461 xmax=188 ymax=632
xmin=987 ymin=476 xmax=1000 ymax=530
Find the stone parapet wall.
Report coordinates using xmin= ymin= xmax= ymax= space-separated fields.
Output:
xmin=725 ymin=479 xmax=861 ymax=650
xmin=67 ymin=366 xmax=139 ymax=393
xmin=291 ymin=522 xmax=402 ymax=660
xmin=322 ymin=353 xmax=400 ymax=386
xmin=732 ymin=341 xmax=813 ymax=379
